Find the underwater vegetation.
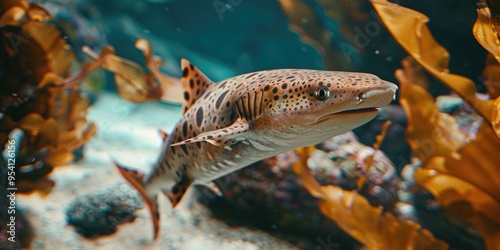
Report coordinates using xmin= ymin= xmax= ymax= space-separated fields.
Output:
xmin=0 ymin=0 xmax=181 ymax=247
xmin=0 ymin=0 xmax=183 ymax=195
xmin=2 ymin=0 xmax=500 ymax=249
xmin=376 ymin=1 xmax=500 ymax=249
xmin=0 ymin=0 xmax=94 ymax=195
xmin=277 ymin=0 xmax=500 ymax=249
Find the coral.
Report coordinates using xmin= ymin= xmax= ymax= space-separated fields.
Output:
xmin=292 ymin=146 xmax=448 ymax=250
xmin=208 ymin=132 xmax=399 ymax=248
xmin=356 ymin=120 xmax=390 ymax=189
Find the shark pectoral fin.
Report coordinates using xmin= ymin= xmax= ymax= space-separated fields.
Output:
xmin=114 ymin=162 xmax=160 ymax=240
xmin=181 ymin=59 xmax=215 ymax=114
xmin=170 ymin=118 xmax=249 ymax=147
xmin=167 ymin=174 xmax=192 ymax=208
xmin=201 ymin=181 xmax=223 ymax=197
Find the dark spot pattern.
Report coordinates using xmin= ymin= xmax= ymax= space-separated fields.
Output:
xmin=182 ymin=122 xmax=188 ymax=137
xmin=216 ymin=90 xmax=229 ymax=109
xmin=196 ymin=108 xmax=204 ymax=127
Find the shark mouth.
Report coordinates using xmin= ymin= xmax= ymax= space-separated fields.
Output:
xmin=313 ymin=107 xmax=378 ymax=124
xmin=337 ymin=107 xmax=378 ymax=114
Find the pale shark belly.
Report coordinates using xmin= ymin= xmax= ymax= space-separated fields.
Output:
xmin=189 ymin=137 xmax=283 ymax=184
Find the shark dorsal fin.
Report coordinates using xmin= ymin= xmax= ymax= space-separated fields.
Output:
xmin=181 ymin=59 xmax=215 ymax=114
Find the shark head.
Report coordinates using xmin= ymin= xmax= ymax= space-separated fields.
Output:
xmin=250 ymin=70 xmax=398 ymax=146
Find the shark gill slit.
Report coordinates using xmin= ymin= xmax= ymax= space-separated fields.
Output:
xmin=236 ymin=99 xmax=245 ymax=120
xmin=248 ymin=91 xmax=255 ymax=119
xmin=238 ymin=90 xmax=264 ymax=121
xmin=254 ymin=89 xmax=264 ymax=119
xmin=243 ymin=93 xmax=251 ymax=119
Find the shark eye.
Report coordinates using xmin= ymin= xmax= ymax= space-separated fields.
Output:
xmin=314 ymin=86 xmax=331 ymax=101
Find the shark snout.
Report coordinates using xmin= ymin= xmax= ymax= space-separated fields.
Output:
xmin=357 ymin=80 xmax=398 ymax=107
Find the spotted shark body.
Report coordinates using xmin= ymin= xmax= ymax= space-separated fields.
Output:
xmin=116 ymin=59 xmax=398 ymax=239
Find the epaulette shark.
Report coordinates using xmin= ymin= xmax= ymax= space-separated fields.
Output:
xmin=116 ymin=59 xmax=398 ymax=239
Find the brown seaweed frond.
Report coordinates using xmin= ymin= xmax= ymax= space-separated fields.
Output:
xmin=474 ymin=5 xmax=500 ymax=135
xmin=0 ymin=1 xmax=74 ymax=79
xmin=135 ymin=39 xmax=183 ymax=104
xmin=371 ymin=0 xmax=495 ymax=125
xmin=82 ymin=39 xmax=183 ymax=104
xmin=396 ymin=58 xmax=469 ymax=162
xmin=278 ymin=0 xmax=351 ymax=70
xmin=372 ymin=0 xmax=500 ymax=246
xmin=397 ymin=57 xmax=500 ymax=249
xmin=0 ymin=113 xmax=95 ymax=194
xmin=1 ymin=0 xmax=182 ymax=196
xmin=292 ymin=146 xmax=324 ymax=199
xmin=494 ymin=96 xmax=500 ymax=134
xmin=482 ymin=54 xmax=500 ymax=99
xmin=0 ymin=0 xmax=97 ymax=194
xmin=6 ymin=111 xmax=96 ymax=166
xmin=292 ymin=146 xmax=448 ymax=250
xmin=474 ymin=6 xmax=500 ymax=65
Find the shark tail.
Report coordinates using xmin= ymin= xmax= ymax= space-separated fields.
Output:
xmin=114 ymin=162 xmax=160 ymax=240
